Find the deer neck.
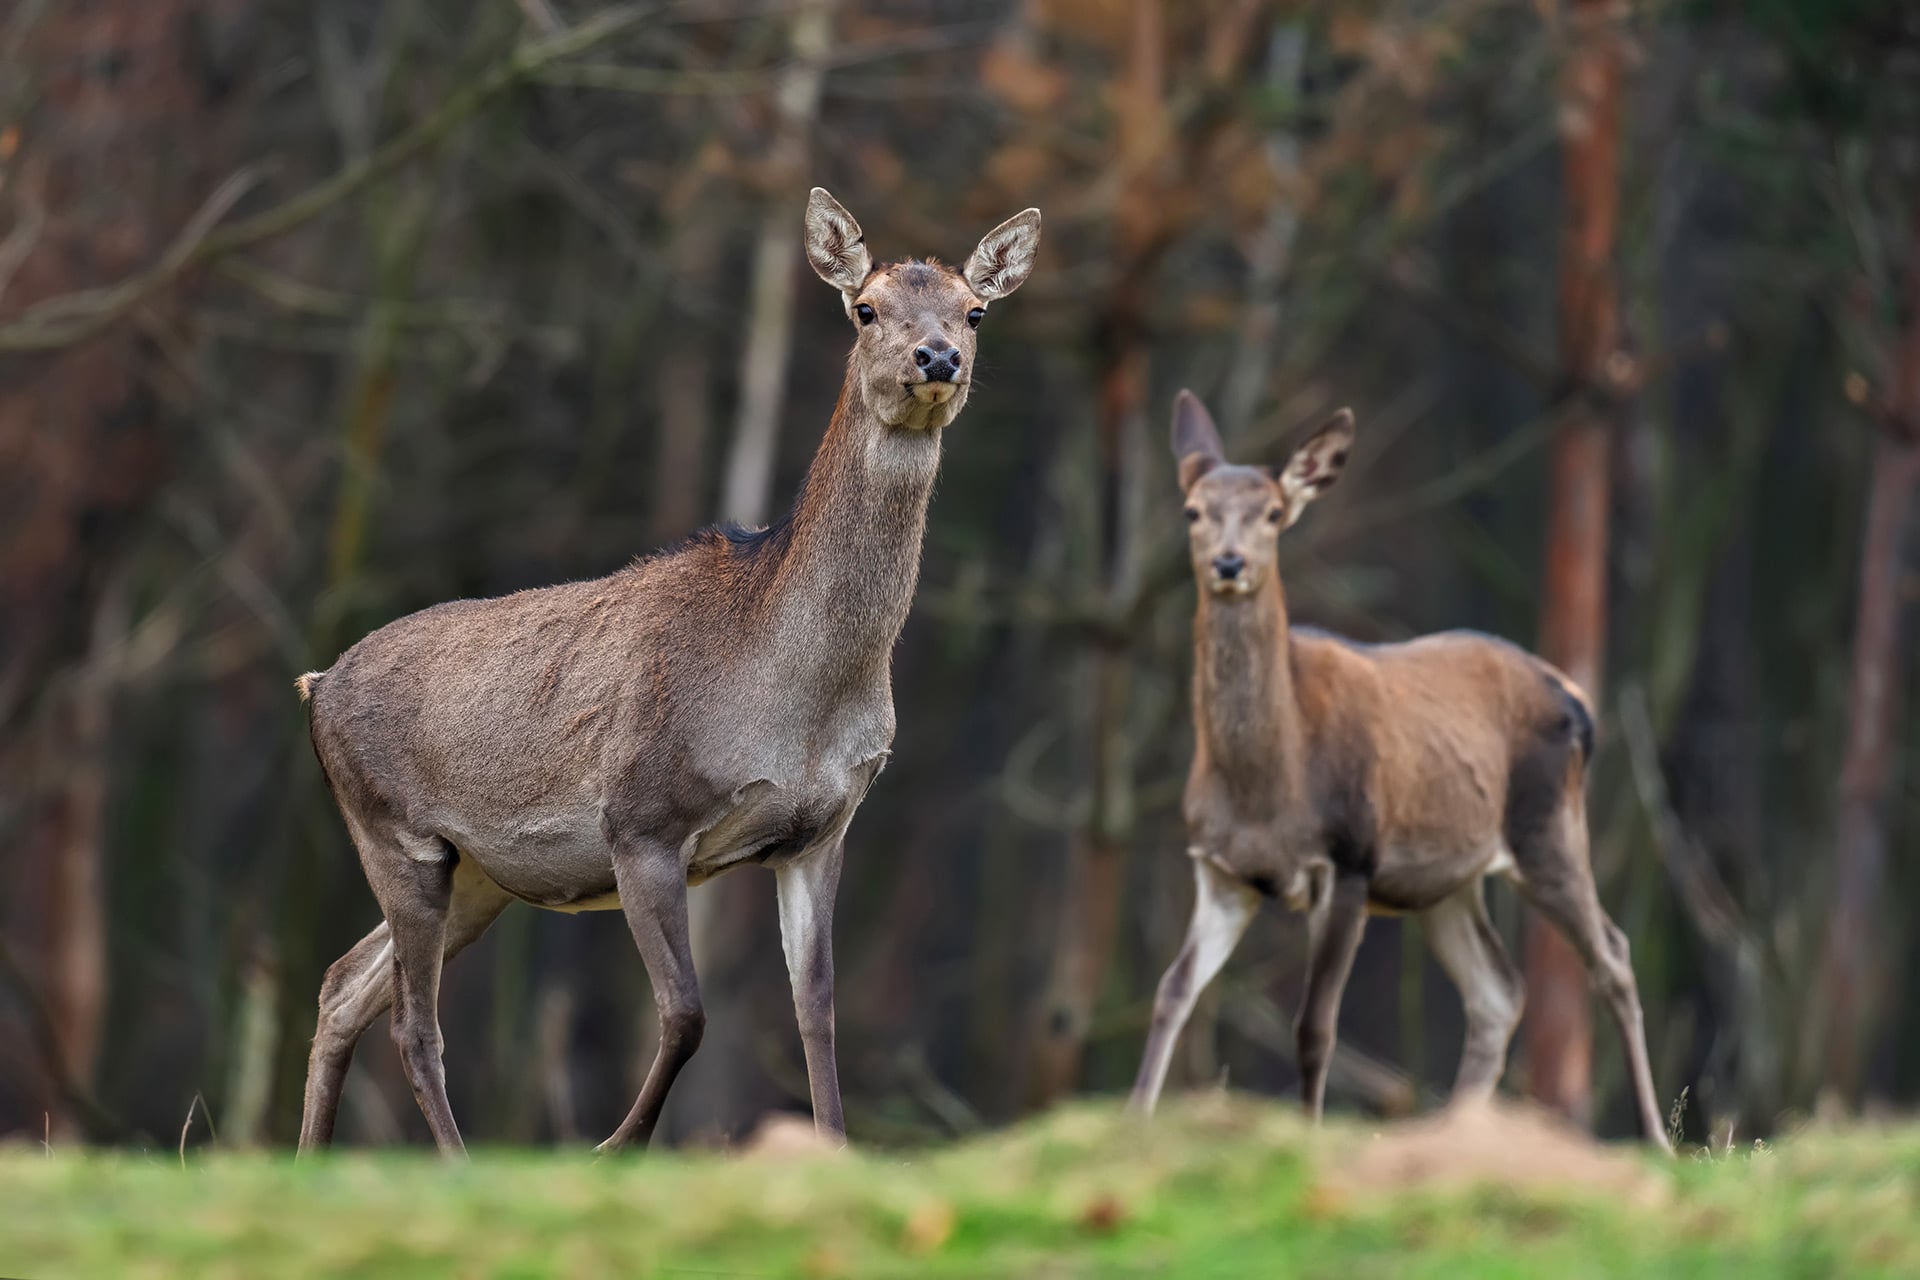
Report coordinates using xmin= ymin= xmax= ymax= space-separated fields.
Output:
xmin=1194 ymin=579 xmax=1308 ymax=809
xmin=763 ymin=372 xmax=943 ymax=683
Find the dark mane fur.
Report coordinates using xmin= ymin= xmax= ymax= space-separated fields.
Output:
xmin=638 ymin=474 xmax=807 ymax=572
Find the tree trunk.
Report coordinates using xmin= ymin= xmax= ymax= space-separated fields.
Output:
xmin=1526 ymin=0 xmax=1623 ymax=1126
xmin=1023 ymin=0 xmax=1164 ymax=1107
xmin=1809 ymin=212 xmax=1920 ymax=1102
xmin=650 ymin=216 xmax=722 ymax=544
xmin=716 ymin=0 xmax=835 ymax=528
xmin=0 ymin=0 xmax=235 ymax=1140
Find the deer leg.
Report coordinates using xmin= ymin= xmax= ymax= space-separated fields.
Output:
xmin=599 ymin=837 xmax=702 ymax=1153
xmin=299 ymin=871 xmax=512 ymax=1153
xmin=1128 ymin=857 xmax=1260 ymax=1116
xmin=1513 ymin=807 xmax=1672 ymax=1151
xmin=1422 ymin=881 xmax=1523 ymax=1104
xmin=372 ymin=847 xmax=471 ymax=1157
xmin=776 ymin=842 xmax=846 ymax=1142
xmin=1296 ymin=872 xmax=1368 ymax=1120
xmin=300 ymin=921 xmax=393 ymax=1152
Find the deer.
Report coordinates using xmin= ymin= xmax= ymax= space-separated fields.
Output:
xmin=1127 ymin=390 xmax=1670 ymax=1151
xmin=292 ymin=188 xmax=1041 ymax=1157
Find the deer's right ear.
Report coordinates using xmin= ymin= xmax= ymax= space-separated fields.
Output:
xmin=1172 ymin=390 xmax=1226 ymax=490
xmin=805 ymin=187 xmax=873 ymax=296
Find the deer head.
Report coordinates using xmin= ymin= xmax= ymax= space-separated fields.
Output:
xmin=805 ymin=187 xmax=1041 ymax=432
xmin=1172 ymin=390 xmax=1354 ymax=597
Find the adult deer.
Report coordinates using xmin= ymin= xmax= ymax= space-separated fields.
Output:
xmin=1128 ymin=391 xmax=1669 ymax=1150
xmin=294 ymin=189 xmax=1041 ymax=1156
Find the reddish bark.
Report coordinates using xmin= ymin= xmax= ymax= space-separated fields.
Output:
xmin=1021 ymin=0 xmax=1268 ymax=1107
xmin=1525 ymin=0 xmax=1623 ymax=1126
xmin=1022 ymin=0 xmax=1165 ymax=1107
xmin=0 ymin=1 xmax=237 ymax=1136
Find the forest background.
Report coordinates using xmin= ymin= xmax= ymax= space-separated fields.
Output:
xmin=1 ymin=0 xmax=1916 ymax=1152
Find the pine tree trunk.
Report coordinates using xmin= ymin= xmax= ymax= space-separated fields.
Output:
xmin=1526 ymin=0 xmax=1623 ymax=1126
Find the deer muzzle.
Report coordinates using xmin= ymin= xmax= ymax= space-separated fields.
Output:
xmin=909 ymin=381 xmax=959 ymax=406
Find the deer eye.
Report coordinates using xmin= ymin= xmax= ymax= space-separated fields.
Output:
xmin=1184 ymin=506 xmax=1201 ymax=524
xmin=966 ymin=307 xmax=985 ymax=329
xmin=1266 ymin=507 xmax=1285 ymax=525
xmin=854 ymin=303 xmax=876 ymax=325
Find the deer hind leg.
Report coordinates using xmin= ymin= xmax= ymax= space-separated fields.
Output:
xmin=300 ymin=921 xmax=393 ymax=1153
xmin=1296 ymin=872 xmax=1368 ymax=1120
xmin=1512 ymin=800 xmax=1671 ymax=1151
xmin=598 ymin=835 xmax=703 ymax=1153
xmin=1128 ymin=857 xmax=1261 ymax=1116
xmin=1422 ymin=880 xmax=1523 ymax=1104
xmin=299 ymin=850 xmax=509 ymax=1154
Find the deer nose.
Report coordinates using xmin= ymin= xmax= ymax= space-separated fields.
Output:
xmin=913 ymin=342 xmax=963 ymax=383
xmin=1212 ymin=552 xmax=1245 ymax=580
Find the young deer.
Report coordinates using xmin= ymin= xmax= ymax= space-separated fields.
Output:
xmin=1128 ymin=391 xmax=1669 ymax=1150
xmin=294 ymin=189 xmax=1040 ymax=1156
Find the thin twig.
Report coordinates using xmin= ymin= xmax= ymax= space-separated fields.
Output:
xmin=1616 ymin=682 xmax=1752 ymax=951
xmin=0 ymin=5 xmax=649 ymax=353
xmin=177 ymin=1091 xmax=215 ymax=1167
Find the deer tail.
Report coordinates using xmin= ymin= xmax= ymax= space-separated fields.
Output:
xmin=1547 ymin=669 xmax=1596 ymax=763
xmin=294 ymin=671 xmax=325 ymax=703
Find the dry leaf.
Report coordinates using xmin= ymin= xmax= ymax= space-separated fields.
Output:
xmin=901 ymin=1201 xmax=956 ymax=1254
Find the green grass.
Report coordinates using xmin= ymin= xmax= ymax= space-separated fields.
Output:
xmin=3 ymin=1098 xmax=1917 ymax=1278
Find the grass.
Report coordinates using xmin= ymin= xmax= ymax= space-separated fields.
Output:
xmin=3 ymin=1097 xmax=1918 ymax=1278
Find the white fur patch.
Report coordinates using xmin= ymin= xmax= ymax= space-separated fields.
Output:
xmin=397 ymin=831 xmax=451 ymax=864
xmin=1134 ymin=857 xmax=1261 ymax=1115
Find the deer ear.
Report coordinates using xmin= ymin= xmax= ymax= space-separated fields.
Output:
xmin=805 ymin=187 xmax=873 ymax=295
xmin=1172 ymin=390 xmax=1226 ymax=490
xmin=964 ymin=208 xmax=1042 ymax=301
xmin=1277 ymin=408 xmax=1355 ymax=524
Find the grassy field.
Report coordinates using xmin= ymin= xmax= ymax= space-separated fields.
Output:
xmin=3 ymin=1097 xmax=1916 ymax=1278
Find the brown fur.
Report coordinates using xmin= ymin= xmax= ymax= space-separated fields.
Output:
xmin=1130 ymin=390 xmax=1668 ymax=1150
xmin=294 ymin=189 xmax=1041 ymax=1157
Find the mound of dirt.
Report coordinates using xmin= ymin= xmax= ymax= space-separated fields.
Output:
xmin=737 ymin=1112 xmax=847 ymax=1161
xmin=1317 ymin=1101 xmax=1666 ymax=1207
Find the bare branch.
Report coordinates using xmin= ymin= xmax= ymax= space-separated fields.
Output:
xmin=0 ymin=5 xmax=649 ymax=354
xmin=1616 ymin=683 xmax=1755 ymax=953
xmin=515 ymin=0 xmax=566 ymax=36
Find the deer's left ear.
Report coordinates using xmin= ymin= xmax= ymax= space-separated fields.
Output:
xmin=964 ymin=208 xmax=1042 ymax=301
xmin=1277 ymin=408 xmax=1355 ymax=523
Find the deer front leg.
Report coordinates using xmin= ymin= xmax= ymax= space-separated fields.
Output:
xmin=776 ymin=841 xmax=846 ymax=1143
xmin=599 ymin=836 xmax=703 ymax=1153
xmin=1128 ymin=857 xmax=1261 ymax=1116
xmin=1296 ymin=871 xmax=1368 ymax=1121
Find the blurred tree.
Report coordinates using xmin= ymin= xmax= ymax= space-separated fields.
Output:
xmin=1526 ymin=0 xmax=1623 ymax=1127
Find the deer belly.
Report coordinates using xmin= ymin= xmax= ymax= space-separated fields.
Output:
xmin=448 ymin=807 xmax=621 ymax=912
xmin=1366 ymin=839 xmax=1512 ymax=913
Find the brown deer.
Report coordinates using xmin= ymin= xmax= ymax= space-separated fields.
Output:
xmin=293 ymin=188 xmax=1041 ymax=1156
xmin=1128 ymin=390 xmax=1669 ymax=1150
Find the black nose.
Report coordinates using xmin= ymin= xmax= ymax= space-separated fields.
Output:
xmin=1212 ymin=553 xmax=1245 ymax=580
xmin=914 ymin=342 xmax=963 ymax=383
